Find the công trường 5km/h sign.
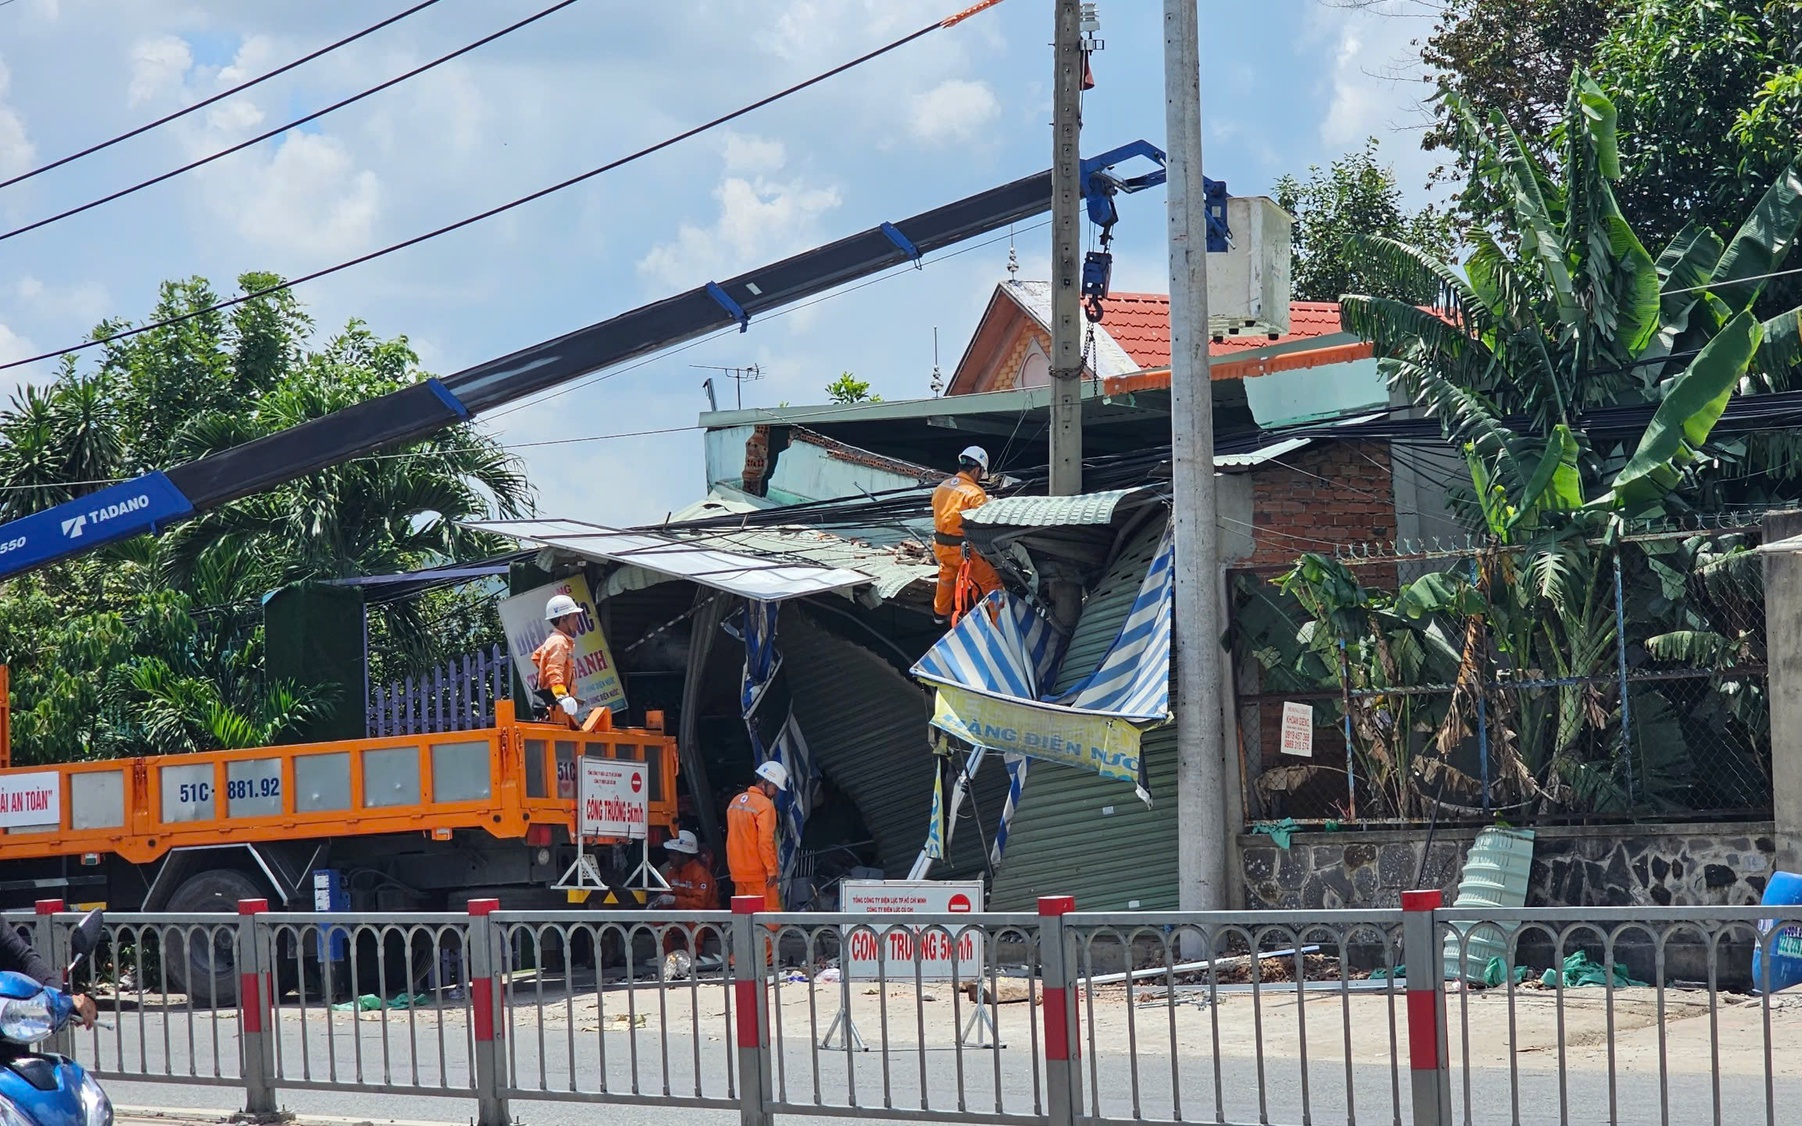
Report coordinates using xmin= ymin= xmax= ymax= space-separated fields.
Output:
xmin=839 ymin=880 xmax=984 ymax=981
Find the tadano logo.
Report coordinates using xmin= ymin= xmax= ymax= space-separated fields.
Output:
xmin=59 ymin=494 xmax=151 ymax=540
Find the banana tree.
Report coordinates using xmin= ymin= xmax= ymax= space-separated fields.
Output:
xmin=1246 ymin=69 xmax=1801 ymax=818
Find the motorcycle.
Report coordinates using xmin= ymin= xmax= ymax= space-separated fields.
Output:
xmin=0 ymin=909 xmax=111 ymax=1126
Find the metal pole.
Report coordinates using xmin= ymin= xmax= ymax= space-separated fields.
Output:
xmin=235 ymin=899 xmax=277 ymax=1117
xmin=1038 ymin=895 xmax=1082 ymax=1126
xmin=1164 ymin=0 xmax=1228 ymax=911
xmin=466 ymin=898 xmax=511 ymax=1126
xmin=1401 ymin=890 xmax=1452 ymax=1126
xmin=1049 ymin=0 xmax=1084 ymax=497
xmin=731 ymin=896 xmax=773 ymax=1126
xmin=1614 ymin=551 xmax=1635 ymax=805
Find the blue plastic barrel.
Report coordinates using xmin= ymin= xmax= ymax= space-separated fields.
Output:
xmin=1752 ymin=871 xmax=1802 ymax=994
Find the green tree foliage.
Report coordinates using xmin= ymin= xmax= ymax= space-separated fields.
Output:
xmin=824 ymin=371 xmax=879 ymax=403
xmin=1238 ymin=73 xmax=1800 ymax=819
xmin=0 ymin=274 xmax=532 ymax=763
xmin=1423 ymin=0 xmax=1801 ymax=316
xmin=1273 ymin=137 xmax=1460 ymax=303
xmin=1421 ymin=0 xmax=1626 ymax=172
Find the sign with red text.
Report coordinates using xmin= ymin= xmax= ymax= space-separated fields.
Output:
xmin=0 ymin=771 xmax=60 ymax=829
xmin=577 ymin=757 xmax=646 ymax=840
xmin=1280 ymin=701 xmax=1314 ymax=758
xmin=840 ymin=880 xmax=983 ymax=982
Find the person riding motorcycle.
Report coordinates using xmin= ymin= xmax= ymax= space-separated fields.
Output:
xmin=0 ymin=925 xmax=96 ymax=1028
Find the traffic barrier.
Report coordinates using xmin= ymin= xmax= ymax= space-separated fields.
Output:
xmin=8 ymin=897 xmax=1802 ymax=1126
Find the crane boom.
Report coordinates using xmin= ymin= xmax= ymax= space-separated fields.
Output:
xmin=0 ymin=141 xmax=1169 ymax=581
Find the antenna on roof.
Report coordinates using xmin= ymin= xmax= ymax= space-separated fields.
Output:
xmin=930 ymin=327 xmax=944 ymax=396
xmin=691 ymin=363 xmax=763 ymax=410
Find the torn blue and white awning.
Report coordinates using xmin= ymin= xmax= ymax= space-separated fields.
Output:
xmin=910 ymin=522 xmax=1174 ymax=804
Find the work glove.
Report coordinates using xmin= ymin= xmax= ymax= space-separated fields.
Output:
xmin=652 ymin=894 xmax=676 ymax=909
xmin=559 ymin=695 xmax=579 ymax=717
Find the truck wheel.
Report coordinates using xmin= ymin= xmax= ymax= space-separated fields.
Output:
xmin=163 ymin=868 xmax=262 ymax=1006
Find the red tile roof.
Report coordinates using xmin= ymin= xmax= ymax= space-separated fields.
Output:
xmin=1095 ymin=295 xmax=1347 ymax=368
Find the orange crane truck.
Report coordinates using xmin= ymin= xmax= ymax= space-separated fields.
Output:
xmin=0 ymin=691 xmax=679 ymax=1000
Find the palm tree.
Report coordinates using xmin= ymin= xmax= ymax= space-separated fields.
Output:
xmin=0 ymin=277 xmax=533 ymax=762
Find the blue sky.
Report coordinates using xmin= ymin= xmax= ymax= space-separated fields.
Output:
xmin=0 ymin=0 xmax=1446 ymax=524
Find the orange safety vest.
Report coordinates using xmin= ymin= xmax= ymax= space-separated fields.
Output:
xmin=725 ymin=786 xmax=780 ymax=896
xmin=663 ymin=858 xmax=717 ymax=911
xmin=931 ymin=470 xmax=989 ymax=545
xmin=531 ymin=630 xmax=576 ymax=696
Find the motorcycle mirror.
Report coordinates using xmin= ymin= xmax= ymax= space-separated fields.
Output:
xmin=68 ymin=909 xmax=105 ymax=960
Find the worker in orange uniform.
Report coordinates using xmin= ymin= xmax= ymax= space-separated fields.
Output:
xmin=726 ymin=761 xmax=788 ymax=909
xmin=726 ymin=760 xmax=788 ymax=969
xmin=932 ymin=445 xmax=1001 ymax=625
xmin=531 ymin=593 xmax=584 ymax=727
xmin=653 ymin=830 xmax=716 ymax=969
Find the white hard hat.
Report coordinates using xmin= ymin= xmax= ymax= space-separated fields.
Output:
xmin=544 ymin=593 xmax=582 ymax=621
xmin=663 ymin=830 xmax=699 ymax=855
xmin=755 ymin=760 xmax=790 ymax=791
xmin=959 ymin=446 xmax=990 ymax=473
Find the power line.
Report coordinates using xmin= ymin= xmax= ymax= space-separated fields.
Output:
xmin=0 ymin=1 xmax=1002 ymax=376
xmin=0 ymin=0 xmax=580 ymax=246
xmin=0 ymin=0 xmax=446 ymax=191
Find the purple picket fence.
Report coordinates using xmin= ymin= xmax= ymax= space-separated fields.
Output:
xmin=367 ymin=643 xmax=513 ymax=737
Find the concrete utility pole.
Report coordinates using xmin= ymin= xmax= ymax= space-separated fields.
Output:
xmin=1163 ymin=0 xmax=1228 ymax=911
xmin=1048 ymin=0 xmax=1084 ymax=498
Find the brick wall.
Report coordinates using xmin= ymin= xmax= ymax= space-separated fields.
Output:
xmin=1246 ymin=441 xmax=1396 ymax=568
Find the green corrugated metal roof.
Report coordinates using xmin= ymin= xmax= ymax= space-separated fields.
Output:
xmin=987 ymin=518 xmax=1178 ymax=911
xmin=963 ymin=488 xmax=1149 ymax=529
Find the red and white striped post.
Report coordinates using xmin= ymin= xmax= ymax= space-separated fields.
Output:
xmin=235 ymin=898 xmax=277 ymax=1115
xmin=731 ymin=895 xmax=771 ymax=1126
xmin=1401 ymin=889 xmax=1451 ymax=1126
xmin=1038 ymin=895 xmax=1081 ymax=1126
xmin=33 ymin=901 xmax=67 ymax=1055
xmin=465 ymin=897 xmax=510 ymax=1126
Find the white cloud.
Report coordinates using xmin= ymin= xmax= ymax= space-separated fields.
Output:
xmin=756 ymin=0 xmax=945 ymax=63
xmin=214 ymin=35 xmax=277 ymax=89
xmin=14 ymin=276 xmax=109 ymax=325
xmin=128 ymin=35 xmax=192 ymax=106
xmin=722 ymin=133 xmax=786 ymax=175
xmin=1309 ymin=4 xmax=1442 ymax=206
xmin=908 ymin=79 xmax=1000 ymax=145
xmin=0 ymin=58 xmax=34 ymax=177
xmin=637 ymin=144 xmax=842 ymax=288
xmin=211 ymin=133 xmax=382 ymax=258
xmin=0 ymin=323 xmax=35 ymax=366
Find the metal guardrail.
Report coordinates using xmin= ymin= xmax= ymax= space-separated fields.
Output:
xmin=12 ymin=895 xmax=1802 ymax=1126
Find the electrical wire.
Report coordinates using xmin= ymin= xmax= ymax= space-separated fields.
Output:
xmin=0 ymin=0 xmax=581 ymax=246
xmin=0 ymin=0 xmax=1007 ymax=375
xmin=0 ymin=0 xmax=446 ymax=191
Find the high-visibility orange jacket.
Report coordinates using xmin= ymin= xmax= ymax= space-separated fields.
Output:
xmin=531 ymin=630 xmax=576 ymax=697
xmin=931 ymin=470 xmax=989 ymax=544
xmin=725 ymin=786 xmax=780 ymax=905
xmin=663 ymin=857 xmax=716 ymax=911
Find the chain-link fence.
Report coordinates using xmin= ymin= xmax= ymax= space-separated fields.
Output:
xmin=1230 ymin=526 xmax=1769 ymax=825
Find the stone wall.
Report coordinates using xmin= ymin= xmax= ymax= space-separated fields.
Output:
xmin=1240 ymin=822 xmax=1776 ymax=911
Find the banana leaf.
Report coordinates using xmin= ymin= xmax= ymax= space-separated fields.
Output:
xmin=1607 ymin=311 xmax=1762 ymax=511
